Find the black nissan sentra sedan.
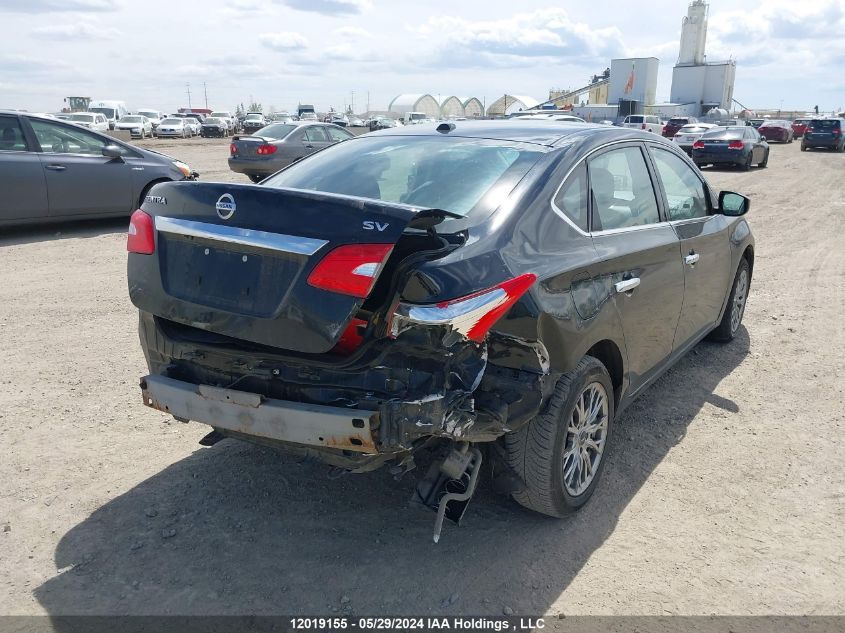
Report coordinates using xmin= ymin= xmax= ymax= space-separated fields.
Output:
xmin=127 ymin=121 xmax=754 ymax=535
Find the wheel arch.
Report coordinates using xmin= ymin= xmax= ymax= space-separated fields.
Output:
xmin=585 ymin=339 xmax=624 ymax=407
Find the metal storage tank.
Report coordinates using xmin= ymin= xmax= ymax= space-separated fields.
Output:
xmin=608 ymin=58 xmax=659 ymax=107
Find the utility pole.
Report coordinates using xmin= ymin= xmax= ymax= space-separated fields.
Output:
xmin=351 ymin=90 xmax=355 ymax=114
xmin=204 ymin=82 xmax=209 ymax=109
xmin=186 ymin=83 xmax=192 ymax=109
xmin=367 ymin=91 xmax=370 ymax=114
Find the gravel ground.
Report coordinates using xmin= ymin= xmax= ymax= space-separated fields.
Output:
xmin=1 ymin=137 xmax=843 ymax=617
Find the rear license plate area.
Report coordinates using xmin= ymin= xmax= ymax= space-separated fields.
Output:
xmin=159 ymin=236 xmax=302 ymax=317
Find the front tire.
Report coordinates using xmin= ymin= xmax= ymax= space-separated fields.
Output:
xmin=247 ymin=174 xmax=263 ymax=184
xmin=506 ymin=356 xmax=614 ymax=518
xmin=708 ymin=258 xmax=751 ymax=343
xmin=759 ymin=150 xmax=769 ymax=168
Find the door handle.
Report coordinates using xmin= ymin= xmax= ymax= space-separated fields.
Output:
xmin=45 ymin=164 xmax=66 ymax=171
xmin=685 ymin=253 xmax=700 ymax=266
xmin=615 ymin=277 xmax=640 ymax=294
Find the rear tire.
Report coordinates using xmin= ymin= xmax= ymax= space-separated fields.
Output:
xmin=801 ymin=143 xmax=807 ymax=152
xmin=248 ymin=174 xmax=263 ymax=184
xmin=759 ymin=150 xmax=769 ymax=168
xmin=505 ymin=356 xmax=614 ymax=518
xmin=708 ymin=258 xmax=751 ymax=343
xmin=742 ymin=154 xmax=752 ymax=171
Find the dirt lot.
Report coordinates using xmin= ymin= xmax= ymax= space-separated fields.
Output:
xmin=1 ymin=137 xmax=843 ymax=617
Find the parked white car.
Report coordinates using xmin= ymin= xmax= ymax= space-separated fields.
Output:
xmin=621 ymin=114 xmax=664 ymax=134
xmin=115 ymin=115 xmax=153 ymax=139
xmin=210 ymin=110 xmax=236 ymax=133
xmin=137 ymin=109 xmax=164 ymax=130
xmin=672 ymin=122 xmax=717 ymax=155
xmin=181 ymin=116 xmax=201 ymax=137
xmin=67 ymin=112 xmax=109 ymax=132
xmin=156 ymin=118 xmax=191 ymax=138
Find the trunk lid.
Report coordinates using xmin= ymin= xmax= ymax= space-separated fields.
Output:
xmin=128 ymin=181 xmax=454 ymax=354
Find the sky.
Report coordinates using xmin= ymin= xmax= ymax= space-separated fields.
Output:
xmin=1 ymin=0 xmax=844 ymax=114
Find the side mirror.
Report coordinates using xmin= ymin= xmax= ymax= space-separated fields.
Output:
xmin=719 ymin=191 xmax=750 ymax=216
xmin=102 ymin=144 xmax=123 ymax=159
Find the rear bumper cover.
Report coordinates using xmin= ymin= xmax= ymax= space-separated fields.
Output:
xmin=141 ymin=374 xmax=378 ymax=453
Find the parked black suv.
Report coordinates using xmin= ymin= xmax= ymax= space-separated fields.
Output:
xmin=127 ymin=122 xmax=754 ymax=535
xmin=801 ymin=118 xmax=845 ymax=151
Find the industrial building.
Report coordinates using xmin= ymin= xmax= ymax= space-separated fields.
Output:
xmin=567 ymin=0 xmax=735 ymax=122
xmin=388 ymin=93 xmax=485 ymax=119
xmin=486 ymin=94 xmax=540 ymax=117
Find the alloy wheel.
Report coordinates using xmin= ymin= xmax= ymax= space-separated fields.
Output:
xmin=731 ymin=269 xmax=749 ymax=334
xmin=562 ymin=382 xmax=609 ymax=496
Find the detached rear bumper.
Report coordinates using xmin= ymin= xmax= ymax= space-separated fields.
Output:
xmin=141 ymin=374 xmax=379 ymax=454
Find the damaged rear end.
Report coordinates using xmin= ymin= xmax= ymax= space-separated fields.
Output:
xmin=129 ymin=180 xmax=547 ymax=467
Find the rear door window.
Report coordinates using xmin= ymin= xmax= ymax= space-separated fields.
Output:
xmin=588 ymin=146 xmax=660 ymax=231
xmin=649 ymin=147 xmax=709 ymax=221
xmin=305 ymin=126 xmax=329 ymax=142
xmin=326 ymin=127 xmax=353 ymax=142
xmin=0 ymin=115 xmax=28 ymax=152
xmin=552 ymin=163 xmax=588 ymax=231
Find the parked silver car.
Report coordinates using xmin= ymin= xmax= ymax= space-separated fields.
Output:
xmin=0 ymin=110 xmax=197 ymax=227
xmin=228 ymin=121 xmax=353 ymax=183
xmin=156 ymin=118 xmax=192 ymax=138
xmin=115 ymin=115 xmax=153 ymax=139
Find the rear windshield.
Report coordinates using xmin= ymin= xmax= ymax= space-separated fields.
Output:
xmin=627 ymin=116 xmax=644 ymax=123
xmin=255 ymin=123 xmax=296 ymax=139
xmin=702 ymin=127 xmax=744 ymax=139
xmin=210 ymin=112 xmax=229 ymax=117
xmin=204 ymin=117 xmax=222 ymax=124
xmin=678 ymin=125 xmax=708 ymax=133
xmin=261 ymin=136 xmax=547 ymax=218
xmin=246 ymin=114 xmax=263 ymax=120
xmin=138 ymin=111 xmax=158 ymax=118
xmin=70 ymin=114 xmax=95 ymax=121
xmin=810 ymin=119 xmax=840 ymax=129
xmin=668 ymin=118 xmax=689 ymax=124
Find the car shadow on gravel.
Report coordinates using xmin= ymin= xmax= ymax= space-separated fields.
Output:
xmin=35 ymin=328 xmax=749 ymax=617
xmin=0 ymin=217 xmax=129 ymax=247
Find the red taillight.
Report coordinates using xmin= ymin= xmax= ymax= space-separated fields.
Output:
xmin=127 ymin=210 xmax=155 ymax=255
xmin=833 ymin=129 xmax=842 ymax=135
xmin=392 ymin=273 xmax=537 ymax=343
xmin=307 ymin=244 xmax=393 ymax=298
xmin=728 ymin=140 xmax=744 ymax=150
xmin=256 ymin=144 xmax=277 ymax=155
xmin=229 ymin=143 xmax=237 ymax=155
xmin=641 ymin=123 xmax=647 ymax=129
xmin=693 ymin=140 xmax=705 ymax=149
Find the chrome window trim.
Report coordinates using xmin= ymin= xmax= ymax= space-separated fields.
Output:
xmin=550 ymin=139 xmax=668 ymax=237
xmin=154 ymin=216 xmax=328 ymax=256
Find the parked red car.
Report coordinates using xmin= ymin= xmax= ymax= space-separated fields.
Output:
xmin=757 ymin=120 xmax=793 ymax=143
xmin=662 ymin=116 xmax=699 ymax=138
xmin=792 ymin=119 xmax=812 ymax=138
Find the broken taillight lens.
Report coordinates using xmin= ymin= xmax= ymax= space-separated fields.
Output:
xmin=392 ymin=273 xmax=537 ymax=343
xmin=127 ymin=209 xmax=155 ymax=254
xmin=307 ymin=244 xmax=394 ymax=298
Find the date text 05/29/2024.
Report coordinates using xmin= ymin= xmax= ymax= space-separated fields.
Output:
xmin=289 ymin=617 xmax=546 ymax=631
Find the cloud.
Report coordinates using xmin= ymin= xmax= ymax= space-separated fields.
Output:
xmin=31 ymin=22 xmax=120 ymax=40
xmin=0 ymin=55 xmax=72 ymax=74
xmin=259 ymin=31 xmax=310 ymax=51
xmin=333 ymin=26 xmax=372 ymax=38
xmin=3 ymin=0 xmax=118 ymax=11
xmin=276 ymin=0 xmax=371 ymax=16
xmin=414 ymin=8 xmax=626 ymax=67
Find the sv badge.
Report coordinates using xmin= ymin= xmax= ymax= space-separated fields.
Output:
xmin=363 ymin=220 xmax=389 ymax=232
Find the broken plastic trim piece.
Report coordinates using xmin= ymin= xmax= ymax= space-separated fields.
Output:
xmin=391 ymin=273 xmax=537 ymax=343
